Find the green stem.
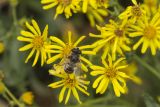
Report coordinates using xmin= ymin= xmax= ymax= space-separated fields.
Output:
xmin=1 ymin=82 xmax=24 ymax=107
xmin=11 ymin=5 xmax=18 ymax=27
xmin=134 ymin=55 xmax=160 ymax=79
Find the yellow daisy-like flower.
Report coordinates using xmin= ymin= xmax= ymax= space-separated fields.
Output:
xmin=46 ymin=31 xmax=95 ymax=72
xmin=90 ymin=20 xmax=131 ymax=60
xmin=20 ymin=91 xmax=34 ymax=105
xmin=17 ymin=19 xmax=50 ymax=66
xmin=0 ymin=42 xmax=5 ymax=54
xmin=49 ymin=67 xmax=90 ymax=104
xmin=119 ymin=0 xmax=145 ymax=23
xmin=41 ymin=0 xmax=81 ymax=19
xmin=0 ymin=82 xmax=4 ymax=94
xmin=129 ymin=11 xmax=160 ymax=55
xmin=141 ymin=0 xmax=158 ymax=16
xmin=87 ymin=6 xmax=108 ymax=27
xmin=121 ymin=62 xmax=142 ymax=85
xmin=82 ymin=0 xmax=109 ymax=13
xmin=90 ymin=55 xmax=130 ymax=97
xmin=82 ymin=0 xmax=97 ymax=13
xmin=96 ymin=0 xmax=109 ymax=8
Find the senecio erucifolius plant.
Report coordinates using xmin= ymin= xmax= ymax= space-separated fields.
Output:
xmin=1 ymin=0 xmax=160 ymax=106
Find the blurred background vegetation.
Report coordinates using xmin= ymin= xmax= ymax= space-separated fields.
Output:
xmin=0 ymin=0 xmax=160 ymax=107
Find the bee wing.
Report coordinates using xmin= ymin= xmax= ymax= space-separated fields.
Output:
xmin=74 ymin=62 xmax=82 ymax=76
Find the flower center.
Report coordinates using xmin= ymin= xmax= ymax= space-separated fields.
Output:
xmin=58 ymin=0 xmax=71 ymax=6
xmin=65 ymin=77 xmax=76 ymax=87
xmin=114 ymin=29 xmax=124 ymax=37
xmin=144 ymin=26 xmax=157 ymax=39
xmin=132 ymin=6 xmax=142 ymax=17
xmin=32 ymin=36 xmax=44 ymax=49
xmin=105 ymin=67 xmax=117 ymax=78
xmin=62 ymin=44 xmax=74 ymax=58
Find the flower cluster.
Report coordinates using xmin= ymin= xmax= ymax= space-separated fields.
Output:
xmin=17 ymin=0 xmax=160 ymax=105
xmin=41 ymin=0 xmax=110 ymax=27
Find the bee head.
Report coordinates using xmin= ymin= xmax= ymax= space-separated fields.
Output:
xmin=71 ymin=48 xmax=81 ymax=55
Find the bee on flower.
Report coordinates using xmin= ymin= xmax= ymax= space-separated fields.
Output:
xmin=128 ymin=11 xmax=160 ymax=55
xmin=17 ymin=19 xmax=50 ymax=67
xmin=41 ymin=0 xmax=81 ymax=19
xmin=49 ymin=66 xmax=90 ymax=104
xmin=119 ymin=0 xmax=146 ymax=24
xmin=46 ymin=31 xmax=95 ymax=72
xmin=90 ymin=54 xmax=130 ymax=96
xmin=90 ymin=19 xmax=131 ymax=60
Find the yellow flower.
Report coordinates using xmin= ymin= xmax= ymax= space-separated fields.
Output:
xmin=0 ymin=82 xmax=4 ymax=94
xmin=119 ymin=0 xmax=145 ymax=23
xmin=121 ymin=62 xmax=142 ymax=85
xmin=41 ymin=0 xmax=81 ymax=19
xmin=90 ymin=20 xmax=131 ymax=60
xmin=96 ymin=0 xmax=109 ymax=8
xmin=129 ymin=11 xmax=160 ymax=55
xmin=20 ymin=91 xmax=34 ymax=105
xmin=90 ymin=55 xmax=130 ymax=97
xmin=82 ymin=0 xmax=97 ymax=13
xmin=82 ymin=0 xmax=109 ymax=13
xmin=17 ymin=19 xmax=50 ymax=66
xmin=46 ymin=31 xmax=95 ymax=72
xmin=87 ymin=6 xmax=108 ymax=27
xmin=0 ymin=42 xmax=5 ymax=54
xmin=141 ymin=0 xmax=158 ymax=16
xmin=48 ymin=67 xmax=90 ymax=104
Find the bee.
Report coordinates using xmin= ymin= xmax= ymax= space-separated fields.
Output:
xmin=64 ymin=47 xmax=81 ymax=74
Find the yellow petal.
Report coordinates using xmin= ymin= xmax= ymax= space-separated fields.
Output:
xmin=59 ymin=86 xmax=67 ymax=103
xmin=82 ymin=51 xmax=96 ymax=55
xmin=32 ymin=19 xmax=41 ymax=35
xmin=19 ymin=44 xmax=33 ymax=51
xmin=65 ymin=88 xmax=71 ymax=104
xmin=96 ymin=78 xmax=106 ymax=94
xmin=47 ymin=54 xmax=62 ymax=64
xmin=42 ymin=25 xmax=48 ymax=40
xmin=112 ymin=79 xmax=120 ymax=97
xmin=20 ymin=31 xmax=34 ymax=38
xmin=68 ymin=31 xmax=72 ymax=45
xmin=76 ymin=85 xmax=90 ymax=96
xmin=42 ymin=2 xmax=58 ymax=10
xmin=72 ymin=88 xmax=82 ymax=104
xmin=32 ymin=50 xmax=40 ymax=66
xmin=92 ymin=75 xmax=104 ymax=88
xmin=25 ymin=22 xmax=38 ymax=35
xmin=90 ymin=65 xmax=105 ymax=70
xmin=90 ymin=70 xmax=105 ymax=76
xmin=17 ymin=36 xmax=32 ymax=42
xmin=100 ymin=78 xmax=109 ymax=94
xmin=25 ymin=48 xmax=35 ymax=63
xmin=50 ymin=36 xmax=66 ymax=47
xmin=73 ymin=36 xmax=86 ymax=47
xmin=80 ymin=56 xmax=92 ymax=66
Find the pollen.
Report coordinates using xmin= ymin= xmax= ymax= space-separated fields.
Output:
xmin=114 ymin=29 xmax=124 ymax=37
xmin=65 ymin=76 xmax=77 ymax=87
xmin=144 ymin=26 xmax=157 ymax=39
xmin=62 ymin=44 xmax=74 ymax=58
xmin=32 ymin=36 xmax=44 ymax=49
xmin=105 ymin=67 xmax=117 ymax=78
xmin=132 ymin=6 xmax=142 ymax=17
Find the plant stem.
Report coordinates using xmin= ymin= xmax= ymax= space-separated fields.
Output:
xmin=1 ymin=82 xmax=24 ymax=107
xmin=134 ymin=55 xmax=160 ymax=79
xmin=11 ymin=5 xmax=18 ymax=27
